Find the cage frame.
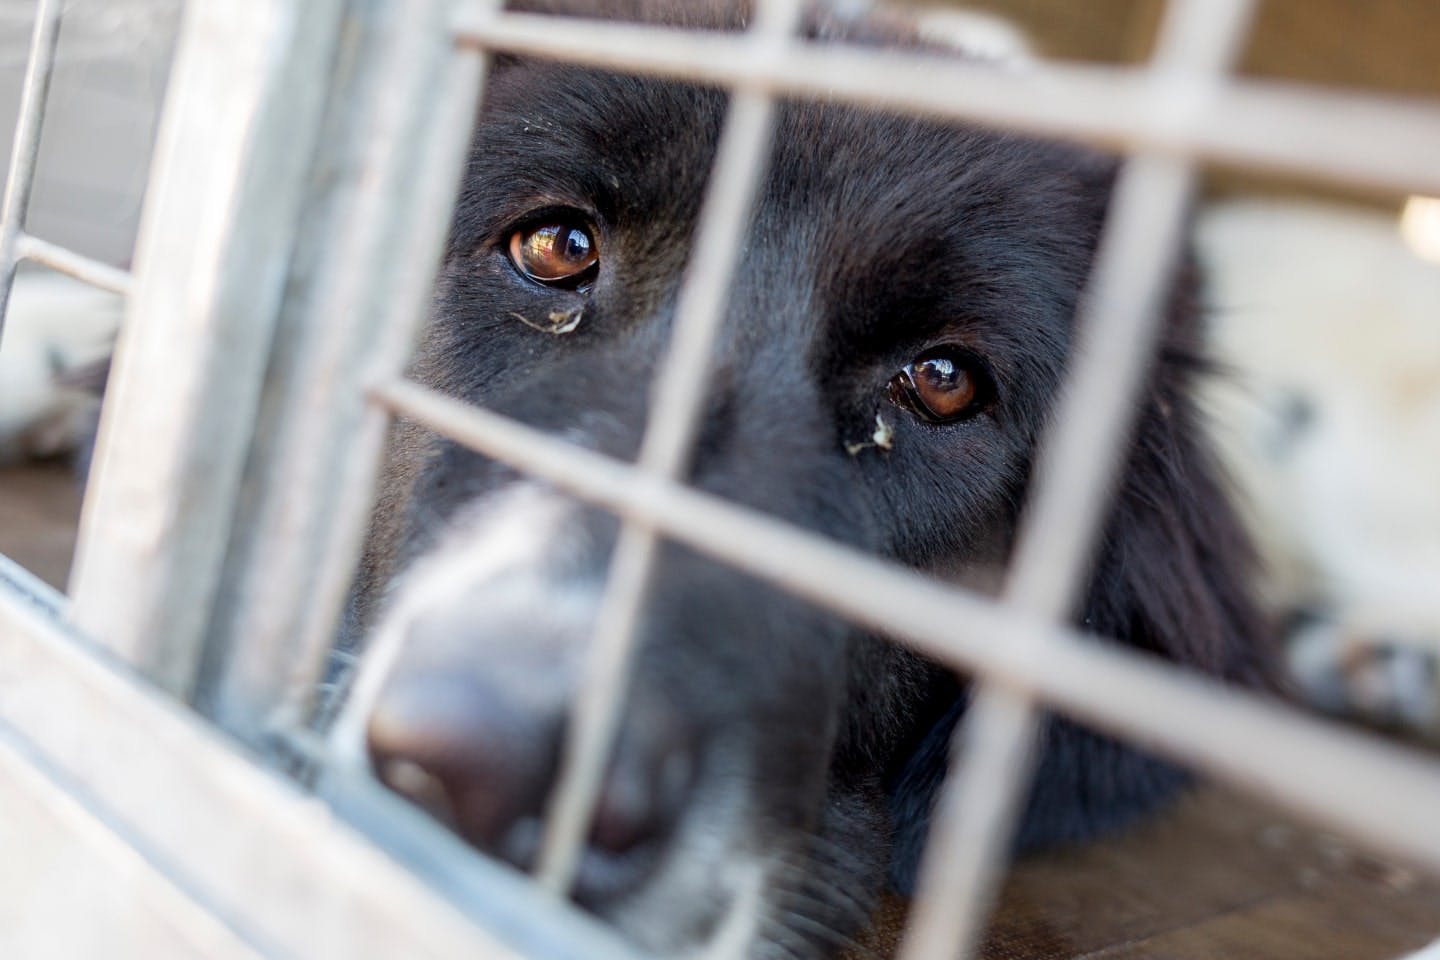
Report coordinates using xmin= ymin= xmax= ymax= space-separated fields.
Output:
xmin=0 ymin=0 xmax=1438 ymax=957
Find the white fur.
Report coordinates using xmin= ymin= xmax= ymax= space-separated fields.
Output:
xmin=0 ymin=271 xmax=121 ymax=462
xmin=328 ymin=484 xmax=589 ymax=765
xmin=327 ymin=477 xmax=779 ymax=957
xmin=911 ymin=7 xmax=1033 ymax=65
xmin=1198 ymin=199 xmax=1440 ymax=732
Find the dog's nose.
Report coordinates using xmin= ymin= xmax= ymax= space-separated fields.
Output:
xmin=367 ymin=673 xmax=559 ymax=849
xmin=365 ymin=670 xmax=694 ymax=900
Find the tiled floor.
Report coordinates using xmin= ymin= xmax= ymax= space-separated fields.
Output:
xmin=0 ymin=460 xmax=82 ymax=589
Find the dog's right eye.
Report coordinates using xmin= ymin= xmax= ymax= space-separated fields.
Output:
xmin=508 ymin=219 xmax=600 ymax=287
xmin=887 ymin=346 xmax=995 ymax=424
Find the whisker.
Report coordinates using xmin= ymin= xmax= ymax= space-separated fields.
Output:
xmin=766 ymin=901 xmax=883 ymax=960
xmin=766 ymin=858 xmax=874 ymax=923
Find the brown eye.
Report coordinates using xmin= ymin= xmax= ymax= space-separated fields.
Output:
xmin=887 ymin=347 xmax=992 ymax=423
xmin=508 ymin=220 xmax=599 ymax=285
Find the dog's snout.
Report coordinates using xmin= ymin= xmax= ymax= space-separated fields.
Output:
xmin=365 ymin=665 xmax=696 ymax=902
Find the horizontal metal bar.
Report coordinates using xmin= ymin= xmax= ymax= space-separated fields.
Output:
xmin=15 ymin=233 xmax=133 ymax=296
xmin=370 ymin=378 xmax=1440 ymax=874
xmin=0 ymin=553 xmax=641 ymax=960
xmin=453 ymin=10 xmax=1440 ymax=196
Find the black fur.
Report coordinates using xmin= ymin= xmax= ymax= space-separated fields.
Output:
xmin=346 ymin=2 xmax=1271 ymax=955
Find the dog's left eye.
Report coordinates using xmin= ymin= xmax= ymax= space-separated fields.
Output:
xmin=508 ymin=219 xmax=599 ymax=286
xmin=887 ymin=347 xmax=993 ymax=423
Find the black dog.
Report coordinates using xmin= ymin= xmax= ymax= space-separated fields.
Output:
xmin=343 ymin=2 xmax=1269 ymax=956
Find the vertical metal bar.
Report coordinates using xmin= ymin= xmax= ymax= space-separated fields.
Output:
xmin=897 ymin=2 xmax=1256 ymax=958
xmin=68 ymin=0 xmax=348 ymax=692
xmin=197 ymin=0 xmax=497 ymax=742
xmin=897 ymin=153 xmax=1198 ymax=960
xmin=533 ymin=0 xmax=805 ymax=893
xmin=0 ymin=0 xmax=63 ymax=348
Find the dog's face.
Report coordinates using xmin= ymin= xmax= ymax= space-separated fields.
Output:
xmin=342 ymin=3 xmax=1266 ymax=957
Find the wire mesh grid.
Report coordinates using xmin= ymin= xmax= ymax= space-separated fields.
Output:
xmin=0 ymin=0 xmax=133 ymax=338
xmin=1 ymin=0 xmax=1439 ymax=958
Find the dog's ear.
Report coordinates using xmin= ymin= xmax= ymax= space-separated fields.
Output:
xmin=887 ymin=255 xmax=1275 ymax=892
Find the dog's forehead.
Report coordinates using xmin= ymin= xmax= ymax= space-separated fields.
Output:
xmin=473 ymin=63 xmax=724 ymax=232
xmin=478 ymin=59 xmax=1100 ymax=248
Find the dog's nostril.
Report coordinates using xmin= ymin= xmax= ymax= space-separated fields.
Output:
xmin=366 ymin=673 xmax=558 ymax=849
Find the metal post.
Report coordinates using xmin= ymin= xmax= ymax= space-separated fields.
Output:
xmin=195 ymin=0 xmax=499 ymax=746
xmin=67 ymin=0 xmax=348 ymax=693
xmin=899 ymin=3 xmax=1256 ymax=957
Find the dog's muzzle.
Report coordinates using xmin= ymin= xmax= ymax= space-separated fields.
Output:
xmin=334 ymin=485 xmax=699 ymax=906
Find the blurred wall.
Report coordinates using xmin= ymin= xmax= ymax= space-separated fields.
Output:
xmin=0 ymin=0 xmax=179 ymax=267
xmin=923 ymin=0 xmax=1440 ymax=206
xmin=933 ymin=0 xmax=1440 ymax=95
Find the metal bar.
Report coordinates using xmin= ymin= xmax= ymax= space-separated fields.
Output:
xmin=900 ymin=151 xmax=1196 ymax=960
xmin=892 ymin=686 xmax=1036 ymax=960
xmin=0 ymin=555 xmax=644 ymax=960
xmin=317 ymin=772 xmax=647 ymax=960
xmin=67 ymin=0 xmax=349 ymax=693
xmin=368 ymin=378 xmax=1440 ymax=874
xmin=196 ymin=0 xmax=497 ymax=745
xmin=533 ymin=0 xmax=806 ymax=896
xmin=999 ymin=158 xmax=1196 ymax=614
xmin=0 ymin=0 xmax=63 ymax=348
xmin=453 ymin=10 xmax=1440 ymax=196
xmin=898 ymin=0 xmax=1259 ymax=954
xmin=15 ymin=232 xmax=133 ymax=296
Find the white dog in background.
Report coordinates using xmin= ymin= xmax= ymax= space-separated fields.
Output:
xmin=0 ymin=271 xmax=121 ymax=464
xmin=1199 ymin=199 xmax=1440 ymax=736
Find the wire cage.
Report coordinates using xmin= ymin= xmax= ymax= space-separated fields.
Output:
xmin=1 ymin=0 xmax=1438 ymax=957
